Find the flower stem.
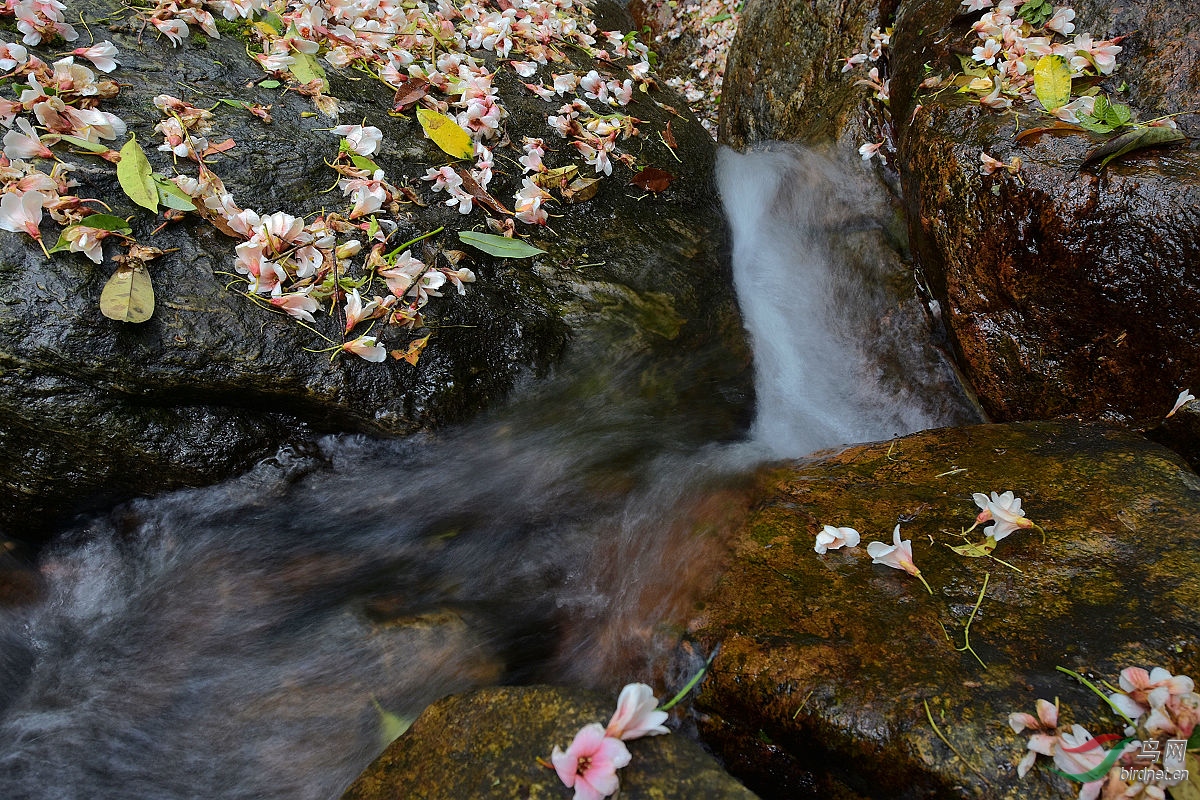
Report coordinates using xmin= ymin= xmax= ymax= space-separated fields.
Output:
xmin=1054 ymin=666 xmax=1136 ymax=727
xmin=916 ymin=570 xmax=934 ymax=595
xmin=660 ymin=649 xmax=718 ymax=711
xmin=923 ymin=699 xmax=991 ymax=786
xmin=955 ymin=572 xmax=989 ymax=670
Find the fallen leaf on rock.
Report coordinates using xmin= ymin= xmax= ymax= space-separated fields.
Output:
xmin=631 ymin=167 xmax=674 ymax=193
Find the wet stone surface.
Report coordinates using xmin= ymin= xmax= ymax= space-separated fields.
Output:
xmin=340 ymin=685 xmax=760 ymax=800
xmin=0 ymin=0 xmax=751 ymax=539
xmin=687 ymin=421 xmax=1200 ymax=799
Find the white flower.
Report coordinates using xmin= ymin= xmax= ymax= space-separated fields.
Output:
xmin=331 ymin=124 xmax=383 ymax=156
xmin=1166 ymin=389 xmax=1195 ymax=418
xmin=814 ymin=525 xmax=860 ymax=554
xmin=1046 ymin=7 xmax=1076 ymax=35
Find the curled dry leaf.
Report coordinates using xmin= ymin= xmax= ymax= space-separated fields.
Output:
xmin=562 ymin=176 xmax=601 ymax=203
xmin=456 ymin=169 xmax=512 ymax=215
xmin=393 ymin=77 xmax=429 ymax=111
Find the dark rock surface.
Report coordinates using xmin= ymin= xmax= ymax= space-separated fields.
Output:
xmin=340 ymin=685 xmax=759 ymax=800
xmin=0 ymin=0 xmax=751 ymax=539
xmin=891 ymin=0 xmax=1200 ymax=425
xmin=718 ymin=0 xmax=1200 ymax=426
xmin=686 ymin=421 xmax=1200 ymax=798
xmin=718 ymin=0 xmax=894 ymax=150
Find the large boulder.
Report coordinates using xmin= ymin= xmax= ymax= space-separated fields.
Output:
xmin=686 ymin=421 xmax=1200 ymax=798
xmin=717 ymin=0 xmax=893 ymax=150
xmin=717 ymin=0 xmax=1200 ymax=428
xmin=889 ymin=0 xmax=1200 ymax=424
xmin=0 ymin=0 xmax=750 ymax=538
xmin=340 ymin=685 xmax=759 ymax=799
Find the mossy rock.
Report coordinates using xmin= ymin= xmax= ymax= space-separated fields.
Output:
xmin=687 ymin=421 xmax=1200 ymax=798
xmin=340 ymin=685 xmax=759 ymax=799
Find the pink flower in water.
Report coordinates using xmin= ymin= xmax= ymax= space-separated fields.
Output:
xmin=867 ymin=525 xmax=933 ymax=594
xmin=606 ymin=683 xmax=669 ymax=741
xmin=331 ymin=124 xmax=382 ymax=156
xmin=270 ymin=291 xmax=319 ymax=323
xmin=815 ymin=525 xmax=860 ymax=554
xmin=551 ymin=723 xmax=630 ymax=800
xmin=1008 ymin=698 xmax=1059 ymax=777
xmin=0 ymin=189 xmax=49 ymax=240
xmin=1167 ymin=389 xmax=1195 ymax=418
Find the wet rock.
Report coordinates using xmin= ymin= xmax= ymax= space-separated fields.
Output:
xmin=0 ymin=0 xmax=750 ymax=539
xmin=340 ymin=685 xmax=759 ymax=800
xmin=889 ymin=0 xmax=1200 ymax=423
xmin=1149 ymin=398 xmax=1200 ymax=472
xmin=687 ymin=422 xmax=1200 ymax=799
xmin=717 ymin=0 xmax=895 ymax=149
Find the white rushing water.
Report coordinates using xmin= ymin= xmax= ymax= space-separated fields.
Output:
xmin=718 ymin=145 xmax=977 ymax=458
xmin=0 ymin=146 xmax=975 ymax=800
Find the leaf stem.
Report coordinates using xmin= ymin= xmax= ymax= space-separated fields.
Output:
xmin=659 ymin=649 xmax=718 ymax=711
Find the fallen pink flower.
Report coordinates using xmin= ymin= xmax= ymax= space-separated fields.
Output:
xmin=815 ymin=525 xmax=860 ymax=554
xmin=606 ymin=683 xmax=669 ymax=741
xmin=866 ymin=525 xmax=933 ymax=594
xmin=551 ymin=723 xmax=630 ymax=800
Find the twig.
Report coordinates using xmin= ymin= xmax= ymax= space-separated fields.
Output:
xmin=923 ymin=699 xmax=991 ymax=786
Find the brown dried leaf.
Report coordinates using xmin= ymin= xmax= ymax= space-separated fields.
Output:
xmin=631 ymin=166 xmax=674 ymax=193
xmin=393 ymin=77 xmax=429 ymax=111
xmin=1014 ymin=122 xmax=1086 ymax=144
xmin=397 ymin=186 xmax=427 ymax=207
xmin=456 ymin=169 xmax=513 ymax=215
xmin=562 ymin=176 xmax=601 ymax=203
xmin=663 ymin=121 xmax=677 ymax=149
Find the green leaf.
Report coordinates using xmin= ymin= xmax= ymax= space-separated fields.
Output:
xmin=366 ymin=216 xmax=380 ymax=240
xmin=116 ymin=135 xmax=159 ymax=213
xmin=289 ymin=51 xmax=328 ymax=90
xmin=349 ymin=153 xmax=382 ymax=173
xmin=100 ymin=264 xmax=155 ymax=323
xmin=416 ymin=107 xmax=474 ymax=160
xmin=1187 ymin=729 xmax=1200 ymax=751
xmin=1102 ymin=100 xmax=1132 ymax=128
xmin=154 ymin=176 xmax=197 ymax=211
xmin=55 ymin=134 xmax=110 ymax=153
xmin=257 ymin=11 xmax=283 ymax=33
xmin=77 ymin=214 xmax=133 ymax=233
xmin=1083 ymin=125 xmax=1187 ymax=169
xmin=1034 ymin=55 xmax=1072 ymax=111
xmin=258 ymin=79 xmax=281 ymax=89
xmin=372 ymin=700 xmax=412 ymax=746
xmin=458 ymin=231 xmax=546 ymax=259
xmin=1076 ymin=115 xmax=1116 ymax=133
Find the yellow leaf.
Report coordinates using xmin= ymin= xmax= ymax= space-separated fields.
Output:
xmin=532 ymin=165 xmax=579 ymax=189
xmin=1034 ymin=55 xmax=1072 ymax=111
xmin=100 ymin=264 xmax=155 ymax=323
xmin=116 ymin=135 xmax=158 ymax=213
xmin=415 ymin=107 xmax=474 ymax=160
xmin=391 ymin=334 xmax=430 ymax=365
xmin=1168 ymin=753 xmax=1200 ymax=800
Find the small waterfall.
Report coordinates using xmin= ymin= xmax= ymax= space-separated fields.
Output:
xmin=718 ymin=145 xmax=978 ymax=458
xmin=0 ymin=147 xmax=977 ymax=800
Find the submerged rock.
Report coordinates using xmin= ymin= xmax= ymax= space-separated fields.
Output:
xmin=0 ymin=0 xmax=750 ymax=538
xmin=340 ymin=685 xmax=759 ymax=800
xmin=687 ymin=422 xmax=1200 ymax=798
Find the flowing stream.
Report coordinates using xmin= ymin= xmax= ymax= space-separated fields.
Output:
xmin=0 ymin=147 xmax=977 ymax=800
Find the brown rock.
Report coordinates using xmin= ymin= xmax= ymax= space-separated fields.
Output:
xmin=718 ymin=0 xmax=895 ymax=149
xmin=340 ymin=685 xmax=759 ymax=799
xmin=687 ymin=422 xmax=1200 ymax=798
xmin=889 ymin=0 xmax=1200 ymax=423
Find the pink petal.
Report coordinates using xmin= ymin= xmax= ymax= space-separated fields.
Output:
xmin=1008 ymin=712 xmax=1038 ymax=733
xmin=1120 ymin=667 xmax=1151 ymax=692
xmin=1036 ymin=698 xmax=1058 ymax=728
